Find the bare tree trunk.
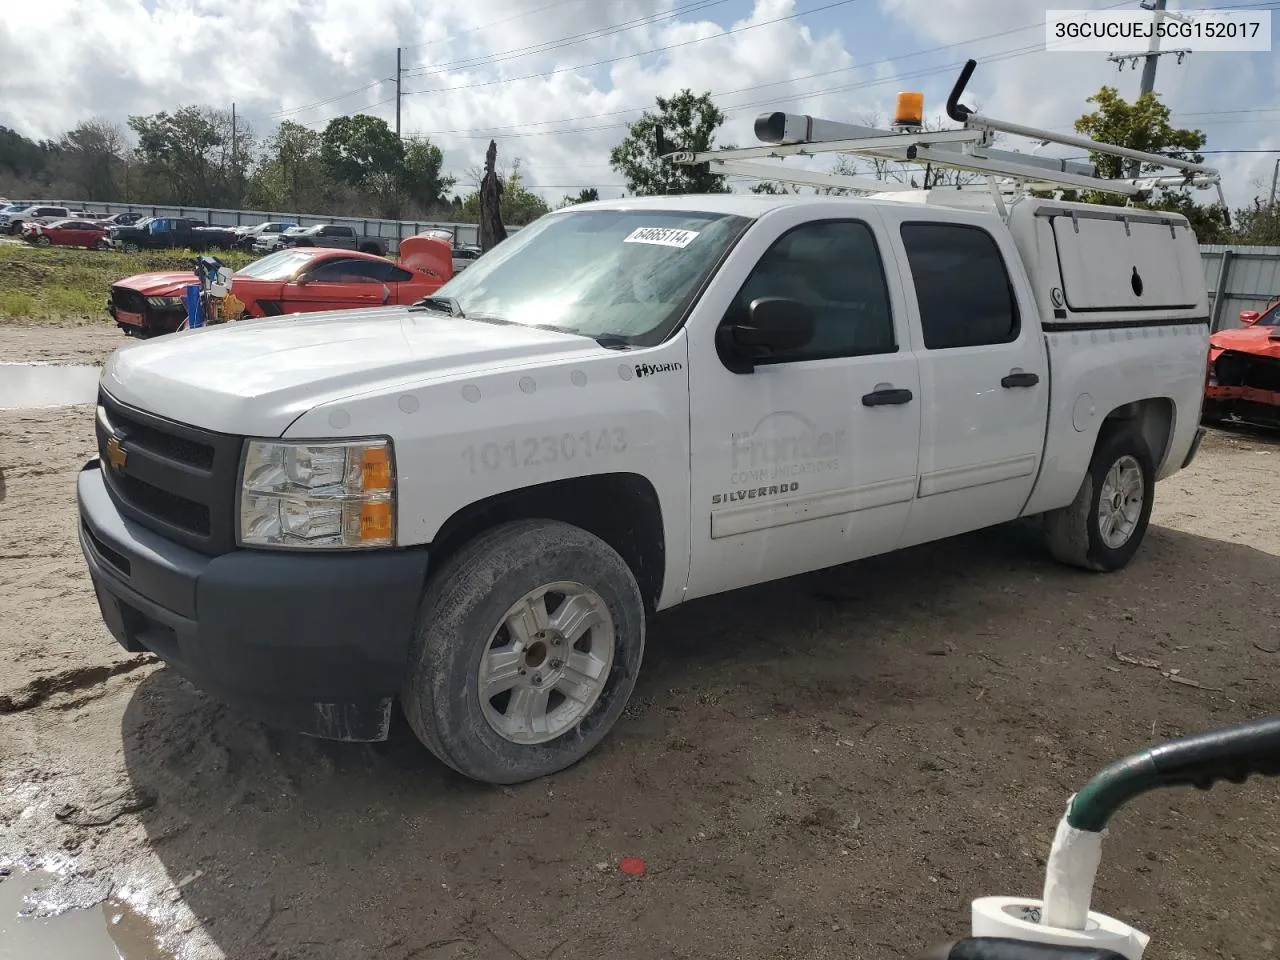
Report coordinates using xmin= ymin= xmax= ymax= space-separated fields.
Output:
xmin=479 ymin=139 xmax=507 ymax=254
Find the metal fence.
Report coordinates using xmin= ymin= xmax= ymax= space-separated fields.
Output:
xmin=1201 ymin=244 xmax=1280 ymax=331
xmin=36 ymin=199 xmax=527 ymax=252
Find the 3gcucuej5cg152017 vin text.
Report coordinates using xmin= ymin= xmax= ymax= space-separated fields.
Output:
xmin=76 ymin=61 xmax=1213 ymax=784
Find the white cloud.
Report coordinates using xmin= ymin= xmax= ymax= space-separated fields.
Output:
xmin=0 ymin=0 xmax=1274 ymax=210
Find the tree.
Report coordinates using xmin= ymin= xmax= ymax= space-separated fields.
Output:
xmin=248 ymin=120 xmax=330 ymax=212
xmin=609 ymin=90 xmax=730 ymax=195
xmin=57 ymin=119 xmax=125 ymax=200
xmin=321 ymin=114 xmax=403 ymax=215
xmin=1061 ymin=86 xmax=1229 ymax=242
xmin=461 ymin=157 xmax=549 ymax=226
xmin=559 ymin=187 xmax=599 ymax=207
xmin=128 ymin=106 xmax=225 ymax=205
xmin=400 ymin=138 xmax=456 ymax=214
xmin=1230 ymin=198 xmax=1280 ymax=246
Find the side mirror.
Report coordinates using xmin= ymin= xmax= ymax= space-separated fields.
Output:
xmin=294 ymin=274 xmax=309 ymax=287
xmin=717 ymin=297 xmax=815 ymax=372
xmin=1239 ymin=310 xmax=1260 ymax=326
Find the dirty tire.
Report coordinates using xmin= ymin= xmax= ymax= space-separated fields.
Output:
xmin=1044 ymin=422 xmax=1155 ymax=572
xmin=122 ymin=241 xmax=139 ymax=253
xmin=401 ymin=519 xmax=645 ymax=785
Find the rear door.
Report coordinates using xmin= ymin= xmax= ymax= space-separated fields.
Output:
xmin=879 ymin=210 xmax=1049 ymax=548
xmin=282 ymin=256 xmax=392 ymax=313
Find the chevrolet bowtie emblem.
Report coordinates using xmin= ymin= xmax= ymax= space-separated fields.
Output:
xmin=105 ymin=435 xmax=127 ymax=470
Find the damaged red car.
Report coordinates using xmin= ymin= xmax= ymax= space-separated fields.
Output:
xmin=106 ymin=240 xmax=453 ymax=338
xmin=1204 ymin=298 xmax=1280 ymax=429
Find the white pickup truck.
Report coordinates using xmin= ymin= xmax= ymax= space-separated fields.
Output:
xmin=77 ymin=189 xmax=1209 ymax=784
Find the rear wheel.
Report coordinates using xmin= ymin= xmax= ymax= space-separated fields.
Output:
xmin=401 ymin=520 xmax=645 ymax=784
xmin=1044 ymin=423 xmax=1155 ymax=572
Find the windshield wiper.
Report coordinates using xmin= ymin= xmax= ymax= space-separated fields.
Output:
xmin=411 ymin=295 xmax=465 ymax=317
xmin=591 ymin=334 xmax=631 ymax=350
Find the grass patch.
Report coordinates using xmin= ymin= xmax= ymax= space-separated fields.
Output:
xmin=0 ymin=244 xmax=258 ymax=325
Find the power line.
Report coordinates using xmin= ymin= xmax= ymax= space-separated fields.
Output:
xmin=246 ymin=0 xmax=731 ymax=124
xmin=402 ymin=0 xmax=864 ymax=97
xmin=398 ymin=0 xmax=588 ymax=52
xmin=400 ymin=0 xmax=732 ymax=80
xmin=399 ymin=0 xmax=1136 ymax=141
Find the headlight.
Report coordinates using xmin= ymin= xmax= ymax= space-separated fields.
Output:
xmin=237 ymin=438 xmax=396 ymax=550
xmin=146 ymin=296 xmax=183 ymax=307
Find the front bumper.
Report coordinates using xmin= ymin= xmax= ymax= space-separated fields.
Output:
xmin=77 ymin=461 xmax=430 ymax=740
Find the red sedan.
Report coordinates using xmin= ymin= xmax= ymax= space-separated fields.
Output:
xmin=21 ymin=218 xmax=109 ymax=249
xmin=227 ymin=244 xmax=451 ymax=318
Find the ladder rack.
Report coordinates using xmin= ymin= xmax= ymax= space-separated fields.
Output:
xmin=659 ymin=58 xmax=1225 ymax=212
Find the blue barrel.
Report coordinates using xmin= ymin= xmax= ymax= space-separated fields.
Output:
xmin=184 ymin=284 xmax=204 ymax=328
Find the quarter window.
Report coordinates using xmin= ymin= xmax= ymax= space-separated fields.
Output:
xmin=900 ymin=222 xmax=1020 ymax=349
xmin=726 ymin=219 xmax=896 ymax=364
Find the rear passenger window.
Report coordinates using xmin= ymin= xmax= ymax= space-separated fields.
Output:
xmin=726 ymin=219 xmax=896 ymax=364
xmin=900 ymin=222 xmax=1019 ymax=349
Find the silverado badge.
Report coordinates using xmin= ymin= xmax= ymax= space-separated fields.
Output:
xmin=105 ymin=436 xmax=127 ymax=470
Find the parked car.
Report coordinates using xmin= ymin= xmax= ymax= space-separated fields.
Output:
xmin=280 ymin=223 xmax=389 ymax=255
xmin=233 ymin=221 xmax=299 ymax=250
xmin=105 ymin=216 xmax=239 ymax=253
xmin=100 ymin=212 xmax=147 ymax=228
xmin=20 ymin=218 xmax=109 ymax=248
xmin=77 ymin=190 xmax=1210 ymax=784
xmin=1 ymin=204 xmax=73 ymax=234
xmin=105 ymin=240 xmax=452 ymax=336
xmin=1203 ymin=298 xmax=1280 ymax=429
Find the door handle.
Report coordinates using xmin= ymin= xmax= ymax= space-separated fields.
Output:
xmin=861 ymin=387 xmax=914 ymax=407
xmin=1001 ymin=371 xmax=1040 ymax=388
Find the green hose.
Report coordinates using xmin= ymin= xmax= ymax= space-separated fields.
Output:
xmin=1065 ymin=717 xmax=1280 ymax=833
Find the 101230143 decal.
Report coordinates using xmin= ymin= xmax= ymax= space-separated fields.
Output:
xmin=461 ymin=428 xmax=628 ymax=473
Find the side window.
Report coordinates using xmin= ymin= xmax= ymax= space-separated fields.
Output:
xmin=387 ymin=266 xmax=413 ymax=282
xmin=306 ymin=258 xmax=385 ymax=283
xmin=725 ymin=219 xmax=896 ymax=363
xmin=900 ymin=222 xmax=1020 ymax=350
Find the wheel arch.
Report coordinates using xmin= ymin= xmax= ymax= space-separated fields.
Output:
xmin=427 ymin=472 xmax=667 ymax=611
xmin=1098 ymin=396 xmax=1175 ymax=472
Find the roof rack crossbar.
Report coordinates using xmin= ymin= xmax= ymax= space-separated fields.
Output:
xmin=660 ymin=58 xmax=1221 ymax=203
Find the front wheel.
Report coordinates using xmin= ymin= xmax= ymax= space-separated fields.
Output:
xmin=401 ymin=520 xmax=645 ymax=784
xmin=1044 ymin=423 xmax=1156 ymax=572
xmin=122 ymin=240 xmax=139 ymax=253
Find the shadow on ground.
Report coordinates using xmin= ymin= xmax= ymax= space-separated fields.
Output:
xmin=121 ymin=522 xmax=1280 ymax=960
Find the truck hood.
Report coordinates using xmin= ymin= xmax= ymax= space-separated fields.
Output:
xmin=113 ymin=270 xmax=195 ymax=297
xmin=100 ymin=307 xmax=606 ymax=436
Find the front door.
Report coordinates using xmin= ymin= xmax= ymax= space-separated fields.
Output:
xmin=878 ymin=210 xmax=1050 ymax=548
xmin=685 ymin=208 xmax=922 ymax=600
xmin=285 ymin=256 xmax=392 ymax=314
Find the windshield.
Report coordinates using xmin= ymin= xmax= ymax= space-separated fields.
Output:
xmin=235 ymin=249 xmax=320 ymax=280
xmin=1258 ymin=304 xmax=1280 ymax=327
xmin=429 ymin=208 xmax=752 ymax=345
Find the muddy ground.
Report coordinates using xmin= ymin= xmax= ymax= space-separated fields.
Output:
xmin=2 ymin=326 xmax=1278 ymax=960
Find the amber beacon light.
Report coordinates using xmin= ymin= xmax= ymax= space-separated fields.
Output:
xmin=894 ymin=91 xmax=924 ymax=128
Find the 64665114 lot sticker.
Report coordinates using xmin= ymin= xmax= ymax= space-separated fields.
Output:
xmin=623 ymin=226 xmax=700 ymax=248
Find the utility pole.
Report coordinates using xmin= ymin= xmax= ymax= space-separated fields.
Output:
xmin=1270 ymin=158 xmax=1279 ymax=210
xmin=1106 ymin=0 xmax=1191 ymax=178
xmin=394 ymin=47 xmax=402 ymax=221
xmin=231 ymin=102 xmax=239 ymax=206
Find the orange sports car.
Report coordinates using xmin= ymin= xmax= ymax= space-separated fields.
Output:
xmin=1204 ymin=298 xmax=1280 ymax=429
xmin=227 ymin=244 xmax=451 ymax=319
xmin=107 ymin=238 xmax=453 ymax=337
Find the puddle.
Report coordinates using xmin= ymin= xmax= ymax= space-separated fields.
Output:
xmin=0 ymin=868 xmax=170 ymax=960
xmin=0 ymin=363 xmax=100 ymax=409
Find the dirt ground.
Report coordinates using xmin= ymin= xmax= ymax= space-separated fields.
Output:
xmin=2 ymin=327 xmax=1278 ymax=960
